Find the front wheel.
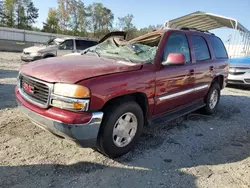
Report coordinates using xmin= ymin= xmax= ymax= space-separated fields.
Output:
xmin=202 ymin=83 xmax=221 ymax=115
xmin=97 ymin=101 xmax=144 ymax=158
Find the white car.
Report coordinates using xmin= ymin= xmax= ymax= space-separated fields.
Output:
xmin=228 ymin=56 xmax=250 ymax=85
xmin=21 ymin=37 xmax=98 ymax=62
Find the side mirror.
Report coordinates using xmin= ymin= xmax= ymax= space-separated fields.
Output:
xmin=162 ymin=53 xmax=186 ymax=66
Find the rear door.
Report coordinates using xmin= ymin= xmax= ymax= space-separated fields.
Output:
xmin=188 ymin=34 xmax=214 ymax=100
xmin=154 ymin=32 xmax=196 ymax=115
xmin=57 ymin=39 xmax=75 ymax=56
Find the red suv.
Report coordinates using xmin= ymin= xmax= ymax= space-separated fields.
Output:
xmin=15 ymin=28 xmax=228 ymax=158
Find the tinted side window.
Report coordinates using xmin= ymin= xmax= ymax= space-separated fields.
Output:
xmin=59 ymin=40 xmax=73 ymax=50
xmin=163 ymin=34 xmax=190 ymax=62
xmin=191 ymin=36 xmax=210 ymax=61
xmin=209 ymin=36 xmax=228 ymax=59
xmin=76 ymin=40 xmax=98 ymax=50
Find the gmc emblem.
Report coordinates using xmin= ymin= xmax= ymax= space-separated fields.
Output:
xmin=23 ymin=83 xmax=34 ymax=94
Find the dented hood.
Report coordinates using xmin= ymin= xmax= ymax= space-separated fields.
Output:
xmin=20 ymin=55 xmax=142 ymax=83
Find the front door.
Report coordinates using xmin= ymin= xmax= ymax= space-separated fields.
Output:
xmin=154 ymin=33 xmax=195 ymax=115
xmin=57 ymin=39 xmax=75 ymax=56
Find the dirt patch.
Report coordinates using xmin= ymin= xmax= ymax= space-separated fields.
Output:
xmin=0 ymin=53 xmax=250 ymax=188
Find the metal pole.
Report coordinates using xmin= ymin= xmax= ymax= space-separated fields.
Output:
xmin=242 ymin=32 xmax=248 ymax=56
xmin=23 ymin=30 xmax=26 ymax=42
xmin=236 ymin=31 xmax=243 ymax=57
xmin=230 ymin=21 xmax=238 ymax=58
xmin=227 ymin=36 xmax=232 ymax=55
xmin=235 ymin=31 xmax=240 ymax=57
xmin=232 ymin=30 xmax=239 ymax=58
xmin=235 ymin=22 xmax=239 ymax=58
xmin=228 ymin=20 xmax=235 ymax=56
xmin=245 ymin=34 xmax=249 ymax=56
xmin=229 ymin=30 xmax=235 ymax=57
xmin=246 ymin=34 xmax=250 ymax=56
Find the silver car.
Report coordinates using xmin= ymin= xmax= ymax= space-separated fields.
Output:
xmin=227 ymin=57 xmax=250 ymax=85
xmin=21 ymin=37 xmax=98 ymax=62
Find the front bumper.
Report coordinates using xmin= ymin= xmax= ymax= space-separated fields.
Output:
xmin=228 ymin=72 xmax=250 ymax=85
xmin=16 ymin=88 xmax=104 ymax=147
xmin=21 ymin=54 xmax=42 ymax=62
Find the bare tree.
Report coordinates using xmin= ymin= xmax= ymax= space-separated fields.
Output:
xmin=117 ymin=14 xmax=136 ymax=31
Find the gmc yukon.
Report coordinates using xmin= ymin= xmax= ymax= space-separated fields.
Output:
xmin=16 ymin=28 xmax=228 ymax=158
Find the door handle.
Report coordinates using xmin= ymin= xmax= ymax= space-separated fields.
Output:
xmin=189 ymin=69 xmax=195 ymax=75
xmin=210 ymin=66 xmax=214 ymax=71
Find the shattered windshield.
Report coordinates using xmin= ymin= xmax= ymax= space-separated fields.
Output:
xmin=82 ymin=38 xmax=158 ymax=63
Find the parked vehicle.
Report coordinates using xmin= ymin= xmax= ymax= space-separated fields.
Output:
xmin=21 ymin=37 xmax=98 ymax=62
xmin=64 ymin=31 xmax=127 ymax=57
xmin=15 ymin=28 xmax=228 ymax=158
xmin=227 ymin=56 xmax=250 ymax=85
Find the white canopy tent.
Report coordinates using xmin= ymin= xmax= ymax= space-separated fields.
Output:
xmin=165 ymin=11 xmax=250 ymax=58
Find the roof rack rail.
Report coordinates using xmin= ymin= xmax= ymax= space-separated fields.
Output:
xmin=180 ymin=27 xmax=215 ymax=35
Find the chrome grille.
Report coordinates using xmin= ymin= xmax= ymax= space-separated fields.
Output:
xmin=229 ymin=72 xmax=245 ymax=75
xmin=19 ymin=74 xmax=53 ymax=108
xmin=227 ymin=80 xmax=245 ymax=84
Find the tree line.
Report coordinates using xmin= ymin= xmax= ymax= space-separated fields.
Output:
xmin=0 ymin=0 xmax=38 ymax=30
xmin=0 ymin=0 xmax=162 ymax=39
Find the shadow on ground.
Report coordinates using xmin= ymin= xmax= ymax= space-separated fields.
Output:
xmin=0 ymin=161 xmax=197 ymax=188
xmin=0 ymin=69 xmax=18 ymax=79
xmin=0 ymin=93 xmax=250 ymax=187
xmin=0 ymin=83 xmax=17 ymax=110
xmin=1 ymin=136 xmax=249 ymax=188
xmin=226 ymin=84 xmax=250 ymax=90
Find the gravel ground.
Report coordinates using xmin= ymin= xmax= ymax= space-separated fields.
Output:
xmin=0 ymin=52 xmax=250 ymax=188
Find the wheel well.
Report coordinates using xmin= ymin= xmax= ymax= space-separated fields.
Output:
xmin=43 ymin=54 xmax=55 ymax=58
xmin=101 ymin=93 xmax=149 ymax=120
xmin=212 ymin=75 xmax=224 ymax=89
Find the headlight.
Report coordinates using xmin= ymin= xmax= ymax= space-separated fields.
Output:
xmin=51 ymin=83 xmax=90 ymax=111
xmin=30 ymin=52 xmax=41 ymax=57
xmin=53 ymin=83 xmax=90 ymax=98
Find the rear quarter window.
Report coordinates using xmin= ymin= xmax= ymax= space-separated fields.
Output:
xmin=208 ymin=36 xmax=228 ymax=59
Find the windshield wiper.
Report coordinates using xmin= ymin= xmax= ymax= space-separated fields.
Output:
xmin=81 ymin=48 xmax=100 ymax=57
xmin=106 ymin=51 xmax=133 ymax=63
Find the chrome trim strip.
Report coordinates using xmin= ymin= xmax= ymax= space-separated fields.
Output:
xmin=88 ymin=112 xmax=104 ymax=126
xmin=159 ymin=89 xmax=193 ymax=101
xmin=159 ymin=84 xmax=209 ymax=101
xmin=195 ymin=84 xmax=209 ymax=91
xmin=18 ymin=73 xmax=53 ymax=108
xmin=19 ymin=88 xmax=49 ymax=108
xmin=50 ymin=94 xmax=90 ymax=111
xmin=20 ymin=102 xmax=103 ymax=126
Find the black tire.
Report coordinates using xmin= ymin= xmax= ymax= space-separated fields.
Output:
xmin=202 ymin=83 xmax=221 ymax=115
xmin=97 ymin=101 xmax=144 ymax=158
xmin=43 ymin=55 xmax=54 ymax=59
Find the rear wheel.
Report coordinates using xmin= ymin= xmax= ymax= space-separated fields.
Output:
xmin=43 ymin=55 xmax=54 ymax=59
xmin=97 ymin=101 xmax=144 ymax=158
xmin=202 ymin=83 xmax=220 ymax=115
